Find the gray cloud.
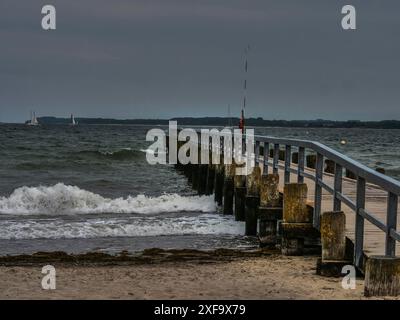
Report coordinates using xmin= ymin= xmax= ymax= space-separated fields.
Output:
xmin=1 ymin=0 xmax=400 ymax=122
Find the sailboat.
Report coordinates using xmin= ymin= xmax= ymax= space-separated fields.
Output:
xmin=70 ymin=114 xmax=78 ymax=126
xmin=26 ymin=111 xmax=39 ymax=126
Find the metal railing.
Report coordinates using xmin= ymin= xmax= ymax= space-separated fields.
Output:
xmin=175 ymin=128 xmax=399 ymax=268
xmin=253 ymin=135 xmax=400 ymax=268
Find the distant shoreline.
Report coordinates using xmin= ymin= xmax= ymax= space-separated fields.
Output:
xmin=12 ymin=117 xmax=400 ymax=129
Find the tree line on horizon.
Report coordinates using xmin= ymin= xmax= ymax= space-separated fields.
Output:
xmin=35 ymin=116 xmax=400 ymax=129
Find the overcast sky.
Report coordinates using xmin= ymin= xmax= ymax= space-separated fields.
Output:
xmin=0 ymin=0 xmax=399 ymax=122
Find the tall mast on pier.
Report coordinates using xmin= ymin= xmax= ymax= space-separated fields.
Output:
xmin=239 ymin=45 xmax=250 ymax=133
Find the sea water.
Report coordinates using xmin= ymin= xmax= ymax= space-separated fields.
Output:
xmin=0 ymin=124 xmax=398 ymax=255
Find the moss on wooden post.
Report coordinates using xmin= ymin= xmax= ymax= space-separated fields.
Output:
xmin=260 ymin=174 xmax=280 ymax=208
xmin=321 ymin=211 xmax=346 ymax=260
xmin=258 ymin=174 xmax=282 ymax=247
xmin=364 ymin=256 xmax=400 ymax=297
xmin=283 ymin=183 xmax=309 ymax=223
xmin=281 ymin=183 xmax=311 ymax=255
xmin=246 ymin=166 xmax=261 ymax=197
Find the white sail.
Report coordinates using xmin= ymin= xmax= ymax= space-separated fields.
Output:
xmin=32 ymin=112 xmax=38 ymax=125
xmin=70 ymin=114 xmax=77 ymax=126
xmin=27 ymin=111 xmax=39 ymax=126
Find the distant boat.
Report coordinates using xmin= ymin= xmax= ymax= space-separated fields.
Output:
xmin=26 ymin=111 xmax=39 ymax=126
xmin=70 ymin=114 xmax=78 ymax=126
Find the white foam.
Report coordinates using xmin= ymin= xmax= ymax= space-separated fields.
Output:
xmin=0 ymin=183 xmax=216 ymax=215
xmin=0 ymin=214 xmax=244 ymax=239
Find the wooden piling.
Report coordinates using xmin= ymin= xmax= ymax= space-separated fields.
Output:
xmin=321 ymin=211 xmax=346 ymax=260
xmin=205 ymin=164 xmax=215 ymax=195
xmin=258 ymin=174 xmax=282 ymax=247
xmin=283 ymin=183 xmax=310 ymax=223
xmin=245 ymin=196 xmax=259 ymax=236
xmin=245 ymin=166 xmax=261 ymax=236
xmin=269 ymin=149 xmax=285 ymax=161
xmin=364 ymin=256 xmax=400 ymax=297
xmin=192 ymin=164 xmax=200 ymax=191
xmin=246 ymin=166 xmax=261 ymax=197
xmin=316 ymin=211 xmax=351 ymax=277
xmin=281 ymin=183 xmax=312 ymax=255
xmin=292 ymin=152 xmax=299 ymax=164
xmin=214 ymin=164 xmax=224 ymax=206
xmin=346 ymin=169 xmax=357 ymax=179
xmin=234 ymin=170 xmax=246 ymax=221
xmin=306 ymin=154 xmax=316 ymax=169
xmin=260 ymin=174 xmax=280 ymax=208
xmin=187 ymin=164 xmax=194 ymax=183
xmin=324 ymin=159 xmax=335 ymax=174
xmin=223 ymin=164 xmax=235 ymax=215
xmin=197 ymin=164 xmax=208 ymax=195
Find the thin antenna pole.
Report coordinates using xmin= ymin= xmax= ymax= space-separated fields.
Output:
xmin=240 ymin=45 xmax=250 ymax=133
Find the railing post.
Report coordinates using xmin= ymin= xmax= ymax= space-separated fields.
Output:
xmin=333 ymin=163 xmax=343 ymax=211
xmin=284 ymin=145 xmax=291 ymax=184
xmin=273 ymin=144 xmax=279 ymax=174
xmin=386 ymin=192 xmax=398 ymax=257
xmin=297 ymin=147 xmax=305 ymax=183
xmin=355 ymin=177 xmax=366 ymax=268
xmin=314 ymin=153 xmax=323 ymax=229
xmin=255 ymin=140 xmax=260 ymax=166
xmin=263 ymin=142 xmax=269 ymax=175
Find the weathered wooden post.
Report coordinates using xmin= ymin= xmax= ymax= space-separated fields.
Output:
xmin=223 ymin=163 xmax=235 ymax=215
xmin=191 ymin=143 xmax=201 ymax=191
xmin=281 ymin=183 xmax=315 ymax=255
xmin=192 ymin=164 xmax=200 ymax=191
xmin=185 ymin=164 xmax=194 ymax=183
xmin=258 ymin=174 xmax=282 ymax=247
xmin=234 ymin=168 xmax=246 ymax=221
xmin=364 ymin=257 xmax=400 ymax=297
xmin=317 ymin=211 xmax=351 ymax=276
xmin=245 ymin=166 xmax=261 ymax=236
xmin=174 ymin=140 xmax=185 ymax=172
xmin=214 ymin=163 xmax=224 ymax=206
xmin=306 ymin=154 xmax=316 ymax=169
xmin=324 ymin=159 xmax=335 ymax=174
xmin=345 ymin=169 xmax=357 ymax=179
xmin=292 ymin=152 xmax=299 ymax=164
xmin=205 ymin=164 xmax=215 ymax=195
xmin=197 ymin=164 xmax=208 ymax=195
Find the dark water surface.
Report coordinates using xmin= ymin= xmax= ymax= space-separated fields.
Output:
xmin=0 ymin=124 xmax=398 ymax=255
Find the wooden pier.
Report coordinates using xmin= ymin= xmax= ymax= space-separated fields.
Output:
xmin=169 ymin=131 xmax=400 ymax=296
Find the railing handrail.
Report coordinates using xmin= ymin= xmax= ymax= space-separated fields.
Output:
xmin=254 ymin=134 xmax=400 ymax=195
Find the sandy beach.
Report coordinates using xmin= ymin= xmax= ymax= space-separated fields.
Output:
xmin=0 ymin=254 xmax=380 ymax=300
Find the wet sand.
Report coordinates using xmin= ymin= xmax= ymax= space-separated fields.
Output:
xmin=0 ymin=254 xmax=381 ymax=300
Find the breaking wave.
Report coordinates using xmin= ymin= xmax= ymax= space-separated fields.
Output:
xmin=0 ymin=214 xmax=243 ymax=239
xmin=0 ymin=183 xmax=216 ymax=215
